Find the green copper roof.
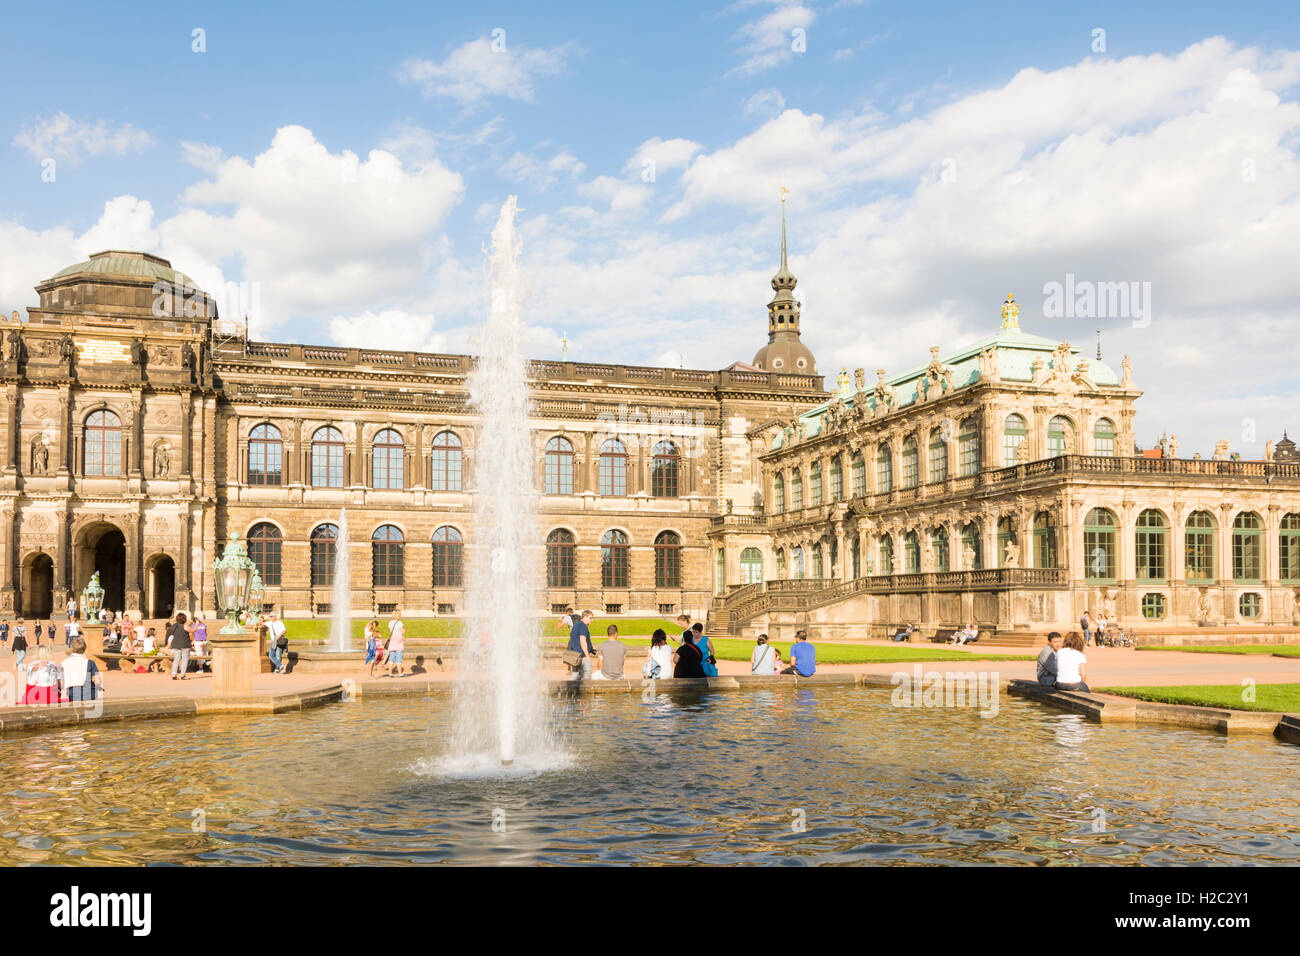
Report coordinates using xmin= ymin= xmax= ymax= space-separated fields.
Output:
xmin=51 ymin=251 xmax=198 ymax=290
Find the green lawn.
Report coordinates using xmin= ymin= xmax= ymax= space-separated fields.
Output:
xmin=1099 ymin=683 xmax=1300 ymax=713
xmin=1137 ymin=644 xmax=1300 ymax=657
xmin=285 ymin=616 xmax=679 ymax=642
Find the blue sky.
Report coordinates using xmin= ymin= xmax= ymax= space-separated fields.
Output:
xmin=2 ymin=0 xmax=1299 ymax=454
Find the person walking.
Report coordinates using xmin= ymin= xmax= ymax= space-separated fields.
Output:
xmin=692 ymin=622 xmax=718 ymax=677
xmin=169 ymin=612 xmax=193 ymax=681
xmin=386 ymin=609 xmax=407 ymax=678
xmin=65 ymin=618 xmax=80 ymax=650
xmin=750 ymin=634 xmax=776 ymax=675
xmin=265 ymin=612 xmax=289 ymax=673
xmin=364 ymin=620 xmax=384 ymax=678
xmin=12 ymin=620 xmax=29 ymax=672
xmin=0 ymin=619 xmax=8 ymax=647
xmin=1037 ymin=632 xmax=1063 ymax=687
xmin=66 ymin=596 xmax=78 ymax=621
xmin=567 ymin=610 xmax=595 ymax=680
xmin=1080 ymin=610 xmax=1093 ymax=647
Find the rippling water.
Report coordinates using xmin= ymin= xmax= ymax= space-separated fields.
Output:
xmin=0 ymin=689 xmax=1297 ymax=865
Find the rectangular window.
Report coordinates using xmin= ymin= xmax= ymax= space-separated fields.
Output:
xmin=604 ymin=603 xmax=622 ymax=615
xmin=1185 ymin=530 xmax=1214 ymax=581
xmin=312 ymin=446 xmax=344 ymax=488
xmin=248 ymin=443 xmax=282 ymax=485
xmin=852 ymin=457 xmax=865 ymax=497
xmin=545 ymin=452 xmax=573 ymax=495
xmin=437 ymin=603 xmax=456 ymax=615
xmin=830 ymin=461 xmax=842 ymax=501
xmin=959 ymin=424 xmax=980 ymax=476
xmin=658 ymin=603 xmax=676 ymax=614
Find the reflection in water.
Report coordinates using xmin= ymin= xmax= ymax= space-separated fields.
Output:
xmin=0 ymin=690 xmax=1296 ymax=865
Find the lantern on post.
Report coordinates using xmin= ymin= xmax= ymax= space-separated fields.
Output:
xmin=213 ymin=532 xmax=256 ymax=634
xmin=81 ymin=571 xmax=105 ymax=621
xmin=247 ymin=568 xmax=265 ymax=618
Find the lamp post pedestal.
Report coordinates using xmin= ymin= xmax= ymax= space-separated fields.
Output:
xmin=209 ymin=625 xmax=259 ymax=696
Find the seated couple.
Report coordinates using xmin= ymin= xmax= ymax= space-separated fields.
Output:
xmin=1036 ymin=631 xmax=1091 ymax=692
xmin=749 ymin=632 xmax=816 ymax=677
xmin=948 ymin=623 xmax=980 ymax=645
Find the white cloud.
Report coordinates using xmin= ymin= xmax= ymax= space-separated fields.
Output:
xmin=179 ymin=141 xmax=225 ymax=173
xmin=498 ymin=148 xmax=587 ymax=190
xmin=397 ymin=37 xmax=577 ymax=104
xmin=576 ymin=176 xmax=652 ymax=213
xmin=624 ymin=137 xmax=703 ymax=179
xmin=329 ymin=308 xmax=448 ymax=354
xmin=743 ymin=87 xmax=786 ymax=117
xmin=728 ymin=4 xmax=815 ymax=77
xmin=13 ymin=112 xmax=152 ymax=165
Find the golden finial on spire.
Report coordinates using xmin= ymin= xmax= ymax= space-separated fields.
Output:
xmin=1000 ymin=293 xmax=1020 ymax=331
xmin=780 ymin=185 xmax=789 ymax=204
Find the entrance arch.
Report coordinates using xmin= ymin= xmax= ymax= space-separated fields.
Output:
xmin=147 ymin=555 xmax=176 ymax=619
xmin=74 ymin=524 xmax=128 ymax=614
xmin=21 ymin=553 xmax=54 ymax=618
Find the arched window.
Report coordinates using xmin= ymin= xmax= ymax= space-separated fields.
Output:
xmin=850 ymin=536 xmax=861 ymax=578
xmin=598 ymin=439 xmax=627 ymax=496
xmin=431 ymin=431 xmax=462 ymax=491
xmin=655 ymin=531 xmax=681 ymax=588
xmin=962 ymin=521 xmax=983 ymax=570
xmin=773 ymin=473 xmax=785 ymax=512
xmin=829 ymin=456 xmax=842 ymax=501
xmin=812 ymin=542 xmax=824 ymax=578
xmin=311 ymin=426 xmax=345 ymax=488
xmin=1232 ymin=512 xmax=1262 ymax=583
xmin=958 ymin=418 xmax=980 ymax=475
xmin=878 ymin=535 xmax=894 ymax=575
xmin=432 ymin=526 xmax=463 ymax=588
xmin=247 ymin=522 xmax=282 ymax=586
xmin=248 ymin=424 xmax=283 ymax=486
xmin=810 ymin=462 xmax=823 ymax=506
xmin=901 ymin=436 xmax=919 ymax=489
xmin=651 ymin=441 xmax=679 ymax=498
xmin=83 ymin=410 xmax=123 ymax=476
xmin=851 ymin=452 xmax=866 ymax=497
xmin=1003 ymin=414 xmax=1027 ymax=466
xmin=741 ymin=547 xmax=764 ymax=585
xmin=791 ymin=471 xmax=803 ymax=509
xmin=546 ymin=529 xmax=576 ymax=588
xmin=1135 ymin=509 xmax=1167 ymax=581
xmin=997 ymin=516 xmax=1017 ymax=568
xmin=1033 ymin=511 xmax=1057 ymax=569
xmin=931 ymin=527 xmax=949 ymax=572
xmin=1185 ymin=511 xmax=1216 ymax=582
xmin=544 ymin=437 xmax=574 ymax=495
xmin=775 ymin=547 xmax=787 ymax=579
xmin=903 ymin=531 xmax=920 ymax=573
xmin=1084 ymin=508 xmax=1117 ymax=582
xmin=715 ymin=549 xmax=726 ymax=595
xmin=371 ymin=525 xmax=404 ymax=587
xmin=1094 ymin=418 xmax=1116 ymax=457
xmin=928 ymin=428 xmax=947 ymax=483
xmin=1281 ymin=514 xmax=1300 ymax=584
xmin=876 ymin=445 xmax=893 ymax=493
xmin=1047 ymin=415 xmax=1073 ymax=457
xmin=372 ymin=428 xmax=404 ymax=490
xmin=792 ymin=545 xmax=805 ymax=579
xmin=601 ymin=530 xmax=629 ymax=588
xmin=310 ymin=523 xmax=338 ymax=588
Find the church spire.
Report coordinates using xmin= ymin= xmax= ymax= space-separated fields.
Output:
xmin=752 ymin=188 xmax=817 ymax=374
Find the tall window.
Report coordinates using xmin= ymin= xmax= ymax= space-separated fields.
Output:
xmin=1232 ymin=512 xmax=1262 ymax=583
xmin=878 ymin=535 xmax=894 ymax=575
xmin=852 ymin=453 xmax=866 ymax=497
xmin=83 ymin=410 xmax=123 ymax=476
xmin=1135 ymin=509 xmax=1167 ymax=581
xmin=1185 ymin=511 xmax=1216 ymax=582
xmin=810 ymin=462 xmax=823 ymax=505
xmin=876 ymin=445 xmax=893 ymax=492
xmin=544 ymin=437 xmax=574 ymax=494
xmin=812 ymin=543 xmax=824 ymax=579
xmin=1084 ymin=508 xmax=1117 ymax=582
xmin=546 ymin=529 xmax=575 ymax=588
xmin=962 ymin=521 xmax=983 ymax=570
xmin=430 ymin=431 xmax=462 ymax=491
xmin=791 ymin=471 xmax=803 ymax=509
xmin=903 ymin=531 xmax=920 ymax=573
xmin=931 ymin=528 xmax=949 ymax=572
xmin=598 ymin=439 xmax=627 ymax=496
xmin=958 ymin=418 xmax=979 ymax=476
xmin=1094 ymin=418 xmax=1116 ymax=457
xmin=1047 ymin=416 xmax=1072 ymax=457
xmin=655 ymin=531 xmax=681 ymax=588
xmin=601 ymin=530 xmax=629 ymax=588
xmin=851 ymin=537 xmax=861 ymax=578
xmin=248 ymin=423 xmax=283 ymax=486
xmin=792 ymin=546 xmax=805 ymax=579
xmin=901 ymin=436 xmax=919 ymax=489
xmin=1003 ymin=414 xmax=1027 ymax=466
xmin=715 ymin=549 xmax=726 ymax=594
xmin=998 ymin=516 xmax=1017 ymax=568
xmin=928 ymin=428 xmax=947 ymax=483
xmin=741 ymin=547 xmax=763 ymax=585
xmin=311 ymin=426 xmax=345 ymax=488
xmin=829 ymin=457 xmax=842 ymax=502
xmin=1281 ymin=514 xmax=1300 ymax=584
xmin=773 ymin=473 xmax=785 ymax=512
xmin=372 ymin=428 xmax=404 ymax=490
xmin=432 ymin=526 xmax=463 ymax=587
xmin=247 ymin=522 xmax=282 ymax=586
xmin=775 ymin=548 xmax=786 ymax=578
xmin=1033 ymin=511 xmax=1057 ymax=569
xmin=372 ymin=525 xmax=404 ymax=587
xmin=651 ymin=441 xmax=679 ymax=498
xmin=310 ymin=524 xmax=338 ymax=588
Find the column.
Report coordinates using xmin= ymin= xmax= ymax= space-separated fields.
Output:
xmin=353 ymin=423 xmax=365 ymax=486
xmin=179 ymin=391 xmax=193 ymax=477
xmin=948 ymin=523 xmax=962 ymax=571
xmin=836 ymin=528 xmax=848 ymax=581
xmin=413 ymin=425 xmax=424 ymax=489
xmin=1217 ymin=504 xmax=1233 ymax=585
xmin=3 ymin=387 xmax=17 ymax=473
xmin=128 ymin=391 xmax=143 ymax=476
xmin=52 ymin=512 xmax=69 ymax=618
xmin=56 ymin=390 xmax=71 ymax=474
xmin=0 ymin=506 xmax=13 ymax=611
xmin=289 ymin=419 xmax=302 ymax=485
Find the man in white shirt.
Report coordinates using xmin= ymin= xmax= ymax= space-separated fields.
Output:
xmin=266 ymin=612 xmax=289 ymax=673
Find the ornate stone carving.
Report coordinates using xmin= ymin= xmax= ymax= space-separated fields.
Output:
xmin=29 ymin=438 xmax=50 ymax=475
xmin=1120 ymin=354 xmax=1133 ymax=387
xmin=1002 ymin=539 xmax=1020 ymax=568
xmin=1168 ymin=435 xmax=1178 ymax=459
xmin=29 ymin=513 xmax=48 ymax=532
xmin=1016 ymin=437 xmax=1030 ymax=463
xmin=1197 ymin=586 xmax=1214 ymax=625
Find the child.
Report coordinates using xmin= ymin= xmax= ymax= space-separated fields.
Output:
xmin=0 ymin=619 xmax=8 ymax=646
xmin=364 ymin=620 xmax=383 ymax=678
xmin=772 ymin=648 xmax=784 ymax=675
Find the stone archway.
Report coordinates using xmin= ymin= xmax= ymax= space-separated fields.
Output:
xmin=74 ymin=523 xmax=128 ymax=614
xmin=21 ymin=553 xmax=54 ymax=618
xmin=147 ymin=554 xmax=176 ymax=619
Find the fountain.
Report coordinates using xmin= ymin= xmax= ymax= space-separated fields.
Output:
xmin=439 ymin=196 xmax=561 ymax=772
xmin=328 ymin=509 xmax=351 ymax=651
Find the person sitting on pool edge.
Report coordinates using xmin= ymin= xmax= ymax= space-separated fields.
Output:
xmin=781 ymin=630 xmax=816 ymax=676
xmin=1054 ymin=631 xmax=1091 ymax=692
xmin=1037 ymin=631 xmax=1063 ymax=687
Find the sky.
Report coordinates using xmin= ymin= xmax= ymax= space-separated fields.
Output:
xmin=2 ymin=0 xmax=1299 ymax=456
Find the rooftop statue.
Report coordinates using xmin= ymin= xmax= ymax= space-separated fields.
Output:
xmin=1000 ymin=293 xmax=1019 ymax=331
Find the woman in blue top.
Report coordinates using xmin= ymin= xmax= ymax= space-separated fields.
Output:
xmin=691 ymin=623 xmax=718 ymax=677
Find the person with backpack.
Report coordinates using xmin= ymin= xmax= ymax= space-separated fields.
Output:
xmin=671 ymin=628 xmax=707 ymax=679
xmin=750 ymin=634 xmax=776 ymax=675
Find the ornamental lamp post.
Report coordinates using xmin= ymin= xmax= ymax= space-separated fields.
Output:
xmin=81 ymin=572 xmax=105 ymax=621
xmin=209 ymin=532 xmax=259 ymax=694
xmin=248 ymin=568 xmax=265 ymax=618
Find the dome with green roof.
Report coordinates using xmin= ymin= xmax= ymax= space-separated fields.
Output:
xmin=50 ymin=250 xmax=198 ymax=290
